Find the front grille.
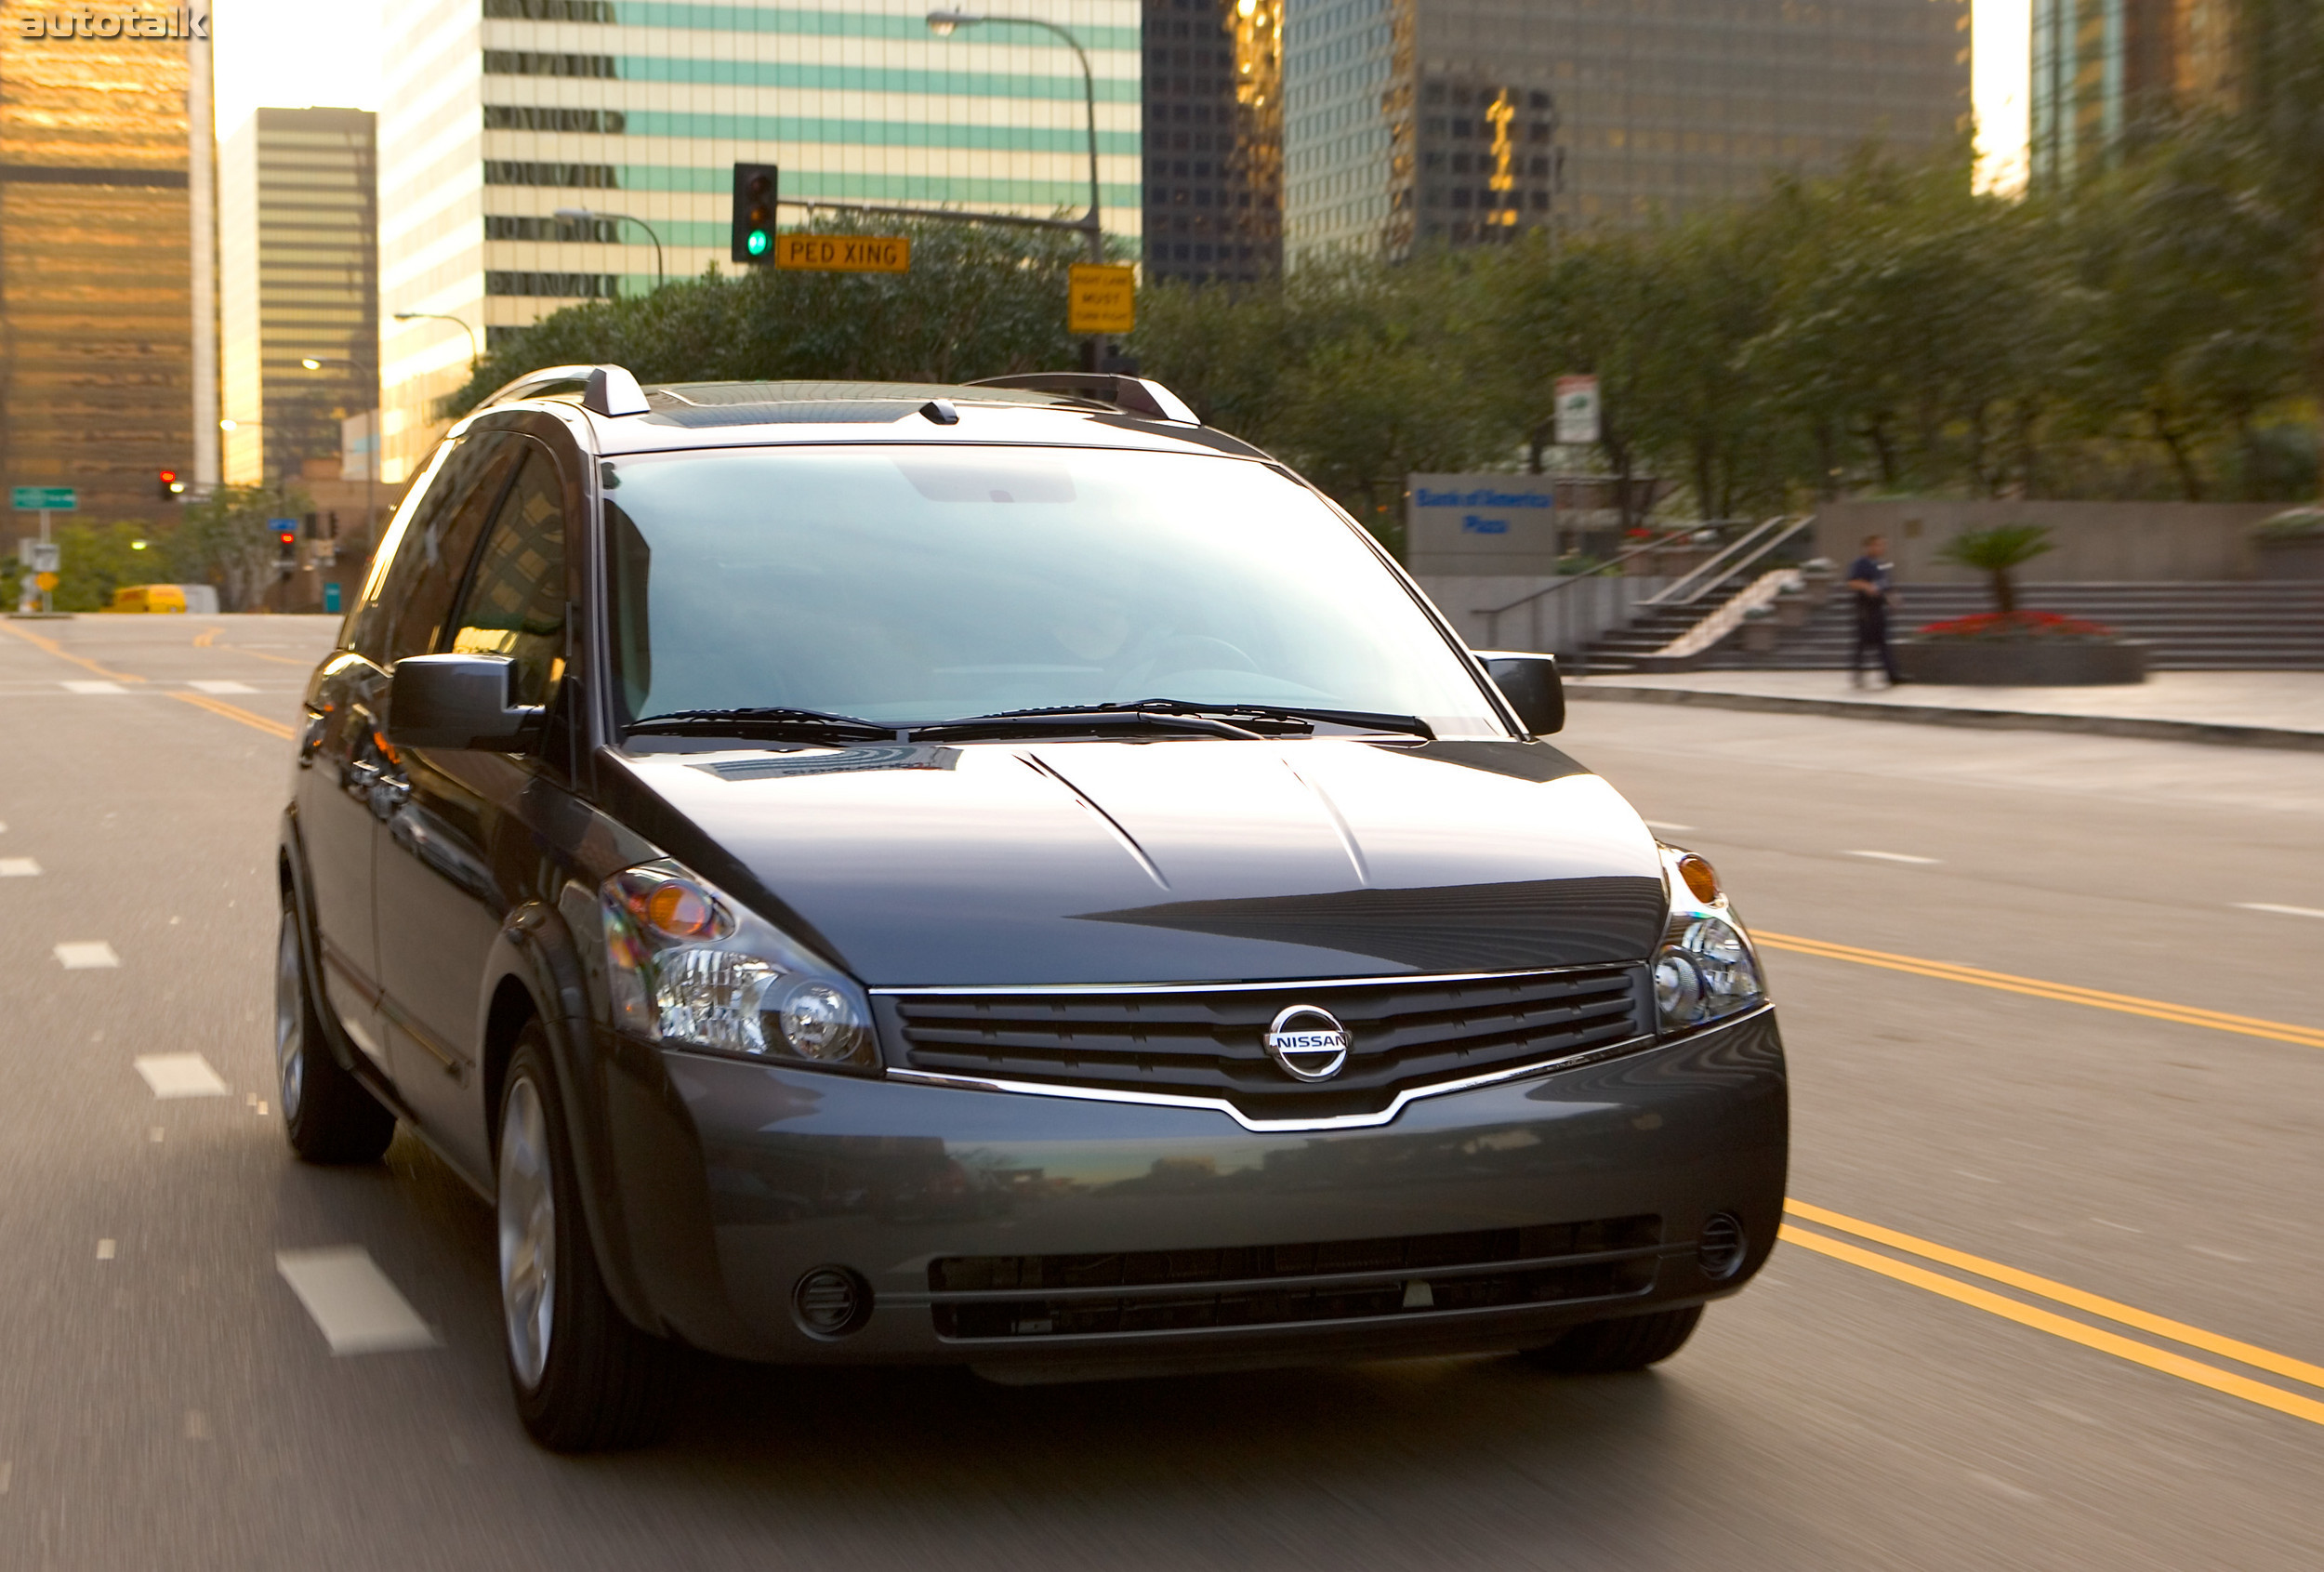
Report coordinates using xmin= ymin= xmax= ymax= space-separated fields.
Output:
xmin=930 ymin=1215 xmax=1662 ymax=1341
xmin=880 ymin=965 xmax=1647 ymax=1120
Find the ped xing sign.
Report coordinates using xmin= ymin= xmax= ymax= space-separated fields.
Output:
xmin=1553 ymin=375 xmax=1602 ymax=445
xmin=1068 ymin=264 xmax=1136 ymax=334
xmin=12 ymin=486 xmax=76 ymax=511
xmin=773 ymin=234 xmax=910 ymax=272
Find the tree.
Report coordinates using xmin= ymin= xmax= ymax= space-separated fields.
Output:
xmin=178 ymin=482 xmax=309 ymax=612
xmin=447 ymin=215 xmax=1103 ymax=416
xmin=51 ymin=521 xmax=167 ymax=612
xmin=2234 ymin=0 xmax=2324 ymax=495
xmin=1936 ymin=523 xmax=2055 ymax=614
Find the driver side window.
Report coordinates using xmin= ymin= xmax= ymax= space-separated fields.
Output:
xmin=449 ymin=444 xmax=568 ymax=707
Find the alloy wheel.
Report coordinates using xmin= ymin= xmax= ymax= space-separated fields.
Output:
xmin=274 ymin=912 xmax=305 ymax=1121
xmin=497 ymin=1076 xmax=558 ymax=1389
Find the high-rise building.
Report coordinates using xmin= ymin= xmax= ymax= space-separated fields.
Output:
xmin=379 ymin=1 xmax=1142 ymax=482
xmin=1284 ymin=0 xmax=1972 ymax=260
xmin=1142 ymin=0 xmax=1282 ymax=284
xmin=218 ymin=108 xmax=378 ymax=490
xmin=0 ymin=7 xmax=194 ymax=528
xmin=2029 ymin=0 xmax=2240 ymax=189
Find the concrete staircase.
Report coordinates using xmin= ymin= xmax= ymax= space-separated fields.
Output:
xmin=1580 ymin=582 xmax=2324 ymax=672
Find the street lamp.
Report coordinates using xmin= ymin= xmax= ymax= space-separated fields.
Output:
xmin=927 ymin=8 xmax=1110 ymax=367
xmin=391 ymin=310 xmax=481 ymax=366
xmin=553 ymin=206 xmax=667 ymax=290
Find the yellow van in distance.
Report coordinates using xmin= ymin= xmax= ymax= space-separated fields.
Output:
xmin=110 ymin=584 xmax=188 ymax=614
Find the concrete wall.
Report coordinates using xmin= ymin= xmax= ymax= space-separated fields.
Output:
xmin=1415 ymin=574 xmax=1672 ymax=656
xmin=1817 ymin=500 xmax=2279 ymax=583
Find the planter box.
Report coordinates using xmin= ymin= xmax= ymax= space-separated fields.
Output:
xmin=2255 ymin=539 xmax=2324 ymax=581
xmin=1895 ymin=639 xmax=2147 ymax=686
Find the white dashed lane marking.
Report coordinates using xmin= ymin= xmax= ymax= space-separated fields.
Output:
xmin=1643 ymin=820 xmax=1695 ymax=833
xmin=185 ymin=680 xmax=257 ymax=694
xmin=54 ymin=941 xmax=119 ymax=969
xmin=0 ymin=858 xmax=37 ymax=877
xmin=1844 ymin=850 xmax=1942 ymax=865
xmin=96 ymin=1239 xmax=116 ymax=1261
xmin=2238 ymin=903 xmax=2324 ymax=920
xmin=59 ymin=680 xmax=127 ymax=694
xmin=134 ymin=1053 xmax=229 ymax=1099
xmin=275 ymin=1248 xmax=441 ymax=1354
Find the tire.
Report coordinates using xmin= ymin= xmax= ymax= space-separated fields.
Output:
xmin=276 ymin=902 xmax=395 ymax=1164
xmin=1522 ymin=1305 xmax=1702 ymax=1374
xmin=497 ymin=1026 xmax=680 ymax=1451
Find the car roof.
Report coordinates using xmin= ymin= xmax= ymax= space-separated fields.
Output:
xmin=466 ymin=374 xmax=1273 ymax=463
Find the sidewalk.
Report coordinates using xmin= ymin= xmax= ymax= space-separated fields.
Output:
xmin=1565 ymin=669 xmax=2324 ymax=752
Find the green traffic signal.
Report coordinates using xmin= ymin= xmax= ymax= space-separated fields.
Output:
xmin=747 ymin=229 xmax=770 ymax=257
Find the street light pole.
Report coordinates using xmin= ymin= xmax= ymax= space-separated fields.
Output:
xmin=299 ymin=356 xmax=378 ymax=561
xmin=390 ymin=309 xmax=480 ymax=368
xmin=553 ymin=207 xmax=667 ymax=291
xmin=927 ymin=9 xmax=1110 ymax=368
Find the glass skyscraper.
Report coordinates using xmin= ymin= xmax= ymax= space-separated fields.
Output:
xmin=219 ymin=108 xmax=379 ymax=489
xmin=1141 ymin=0 xmax=1282 ymax=285
xmin=0 ymin=6 xmax=193 ymax=529
xmin=2029 ymin=0 xmax=2238 ymax=190
xmin=1284 ymin=0 xmax=1971 ymax=260
xmin=380 ymin=0 xmax=1142 ymax=482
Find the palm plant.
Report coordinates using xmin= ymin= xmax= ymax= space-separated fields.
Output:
xmin=1935 ymin=523 xmax=2055 ymax=614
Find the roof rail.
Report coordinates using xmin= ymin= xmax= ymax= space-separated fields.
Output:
xmin=476 ymin=363 xmax=650 ymax=417
xmin=965 ymin=372 xmax=1200 ymax=426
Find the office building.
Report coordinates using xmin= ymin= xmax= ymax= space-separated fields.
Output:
xmin=1142 ymin=0 xmax=1282 ymax=284
xmin=380 ymin=1 xmax=1142 ymax=482
xmin=219 ymin=108 xmax=379 ymax=493
xmin=2029 ymin=0 xmax=2240 ymax=189
xmin=1284 ymin=0 xmax=1972 ymax=259
xmin=0 ymin=7 xmax=193 ymax=527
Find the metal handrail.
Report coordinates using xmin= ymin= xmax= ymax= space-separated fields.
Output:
xmin=1473 ymin=526 xmax=1697 ymax=632
xmin=1639 ymin=514 xmax=1815 ymax=608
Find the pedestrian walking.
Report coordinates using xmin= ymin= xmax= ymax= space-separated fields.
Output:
xmin=1847 ymin=534 xmax=1901 ymax=687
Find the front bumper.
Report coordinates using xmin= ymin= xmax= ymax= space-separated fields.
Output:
xmin=598 ymin=1008 xmax=1788 ymax=1374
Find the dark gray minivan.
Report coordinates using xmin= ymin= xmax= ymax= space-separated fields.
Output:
xmin=279 ymin=368 xmax=1786 ymax=1449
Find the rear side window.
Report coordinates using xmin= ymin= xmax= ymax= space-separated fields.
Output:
xmin=361 ymin=433 xmax=522 ymax=667
xmin=449 ymin=446 xmax=568 ymax=707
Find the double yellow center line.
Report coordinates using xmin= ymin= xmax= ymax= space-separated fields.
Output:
xmin=2 ymin=620 xmax=296 ymax=740
xmin=1755 ymin=930 xmax=2324 ymax=1051
xmin=1783 ymin=1199 xmax=2324 ymax=1428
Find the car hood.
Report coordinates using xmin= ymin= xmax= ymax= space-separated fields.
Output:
xmin=609 ymin=737 xmax=1669 ymax=987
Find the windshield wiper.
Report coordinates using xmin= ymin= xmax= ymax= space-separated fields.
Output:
xmin=626 ymin=706 xmax=894 ymax=743
xmin=904 ymin=700 xmax=1434 ymax=743
xmin=906 ymin=703 xmax=1270 ymax=742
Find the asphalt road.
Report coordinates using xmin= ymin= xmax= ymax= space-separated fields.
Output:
xmin=3 ymin=614 xmax=2320 ymax=1570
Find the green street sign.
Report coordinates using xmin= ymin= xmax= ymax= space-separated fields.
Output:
xmin=11 ymin=486 xmax=76 ymax=511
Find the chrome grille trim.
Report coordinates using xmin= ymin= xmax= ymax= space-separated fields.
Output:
xmin=871 ymin=961 xmax=1630 ymax=998
xmin=883 ymin=1029 xmax=1658 ymax=1132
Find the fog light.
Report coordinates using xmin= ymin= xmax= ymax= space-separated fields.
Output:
xmin=1698 ymin=1213 xmax=1746 ymax=1280
xmin=793 ymin=1266 xmax=872 ymax=1338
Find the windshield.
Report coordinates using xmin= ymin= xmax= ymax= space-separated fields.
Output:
xmin=601 ymin=445 xmax=1508 ymax=737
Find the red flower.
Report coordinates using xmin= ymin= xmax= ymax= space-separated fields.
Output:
xmin=1916 ymin=610 xmax=2117 ymax=641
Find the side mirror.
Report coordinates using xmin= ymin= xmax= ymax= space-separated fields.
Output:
xmin=386 ymin=654 xmax=540 ymax=750
xmin=1476 ymin=650 xmax=1565 ymax=736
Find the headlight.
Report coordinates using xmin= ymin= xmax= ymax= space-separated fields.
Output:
xmin=600 ymin=861 xmax=878 ymax=1069
xmin=1653 ymin=846 xmax=1766 ymax=1035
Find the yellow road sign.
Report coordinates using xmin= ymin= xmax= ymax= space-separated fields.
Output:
xmin=34 ymin=572 xmax=59 ymax=591
xmin=1068 ymin=264 xmax=1136 ymax=334
xmin=773 ymin=233 xmax=910 ymax=272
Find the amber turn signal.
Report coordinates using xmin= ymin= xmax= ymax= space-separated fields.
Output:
xmin=1676 ymin=853 xmax=1721 ymax=905
xmin=639 ymin=880 xmax=720 ymax=938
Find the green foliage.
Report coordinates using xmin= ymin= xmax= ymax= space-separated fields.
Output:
xmin=446 ymin=216 xmax=1103 ymax=416
xmin=51 ymin=521 xmax=169 ymax=612
xmin=177 ymin=482 xmax=310 ymax=613
xmin=1936 ymin=523 xmax=2056 ymax=614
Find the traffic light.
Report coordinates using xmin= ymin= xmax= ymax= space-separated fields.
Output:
xmin=276 ymin=524 xmax=297 ymax=565
xmin=732 ymin=163 xmax=777 ymax=263
xmin=157 ymin=468 xmax=184 ymax=501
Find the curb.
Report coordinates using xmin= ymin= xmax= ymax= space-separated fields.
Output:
xmin=1565 ymin=682 xmax=2324 ymax=754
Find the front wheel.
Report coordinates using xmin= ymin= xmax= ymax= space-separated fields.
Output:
xmin=275 ymin=903 xmax=394 ymax=1164
xmin=498 ymin=1027 xmax=680 ymax=1450
xmin=1521 ymin=1305 xmax=1702 ymax=1374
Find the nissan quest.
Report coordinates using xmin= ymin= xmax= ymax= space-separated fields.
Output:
xmin=277 ymin=366 xmax=1788 ymax=1450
